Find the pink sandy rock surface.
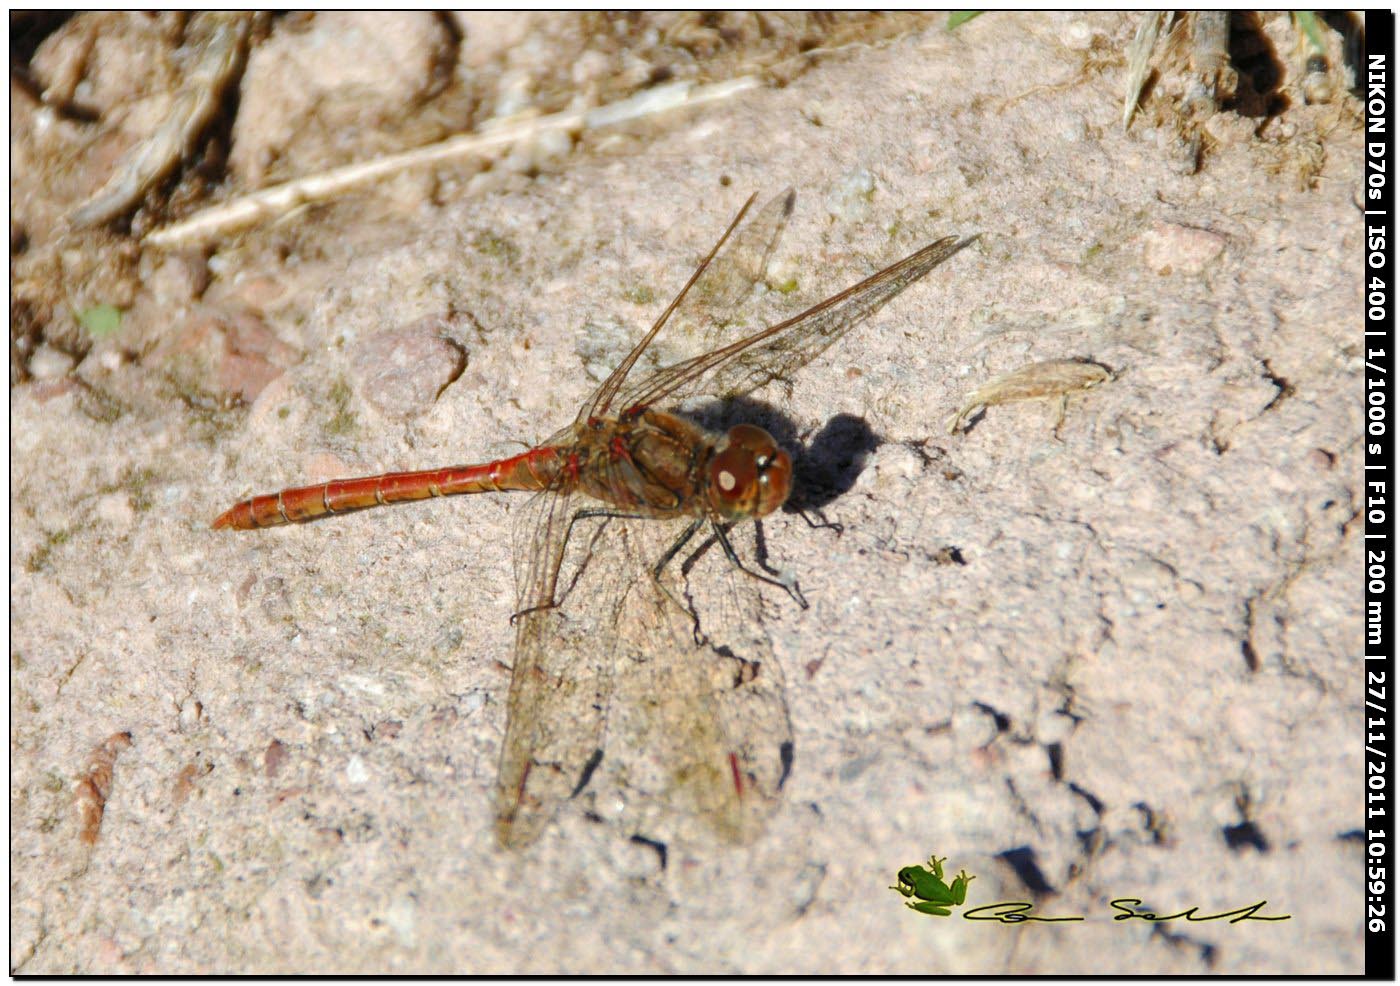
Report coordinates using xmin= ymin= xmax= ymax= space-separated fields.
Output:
xmin=10 ymin=12 xmax=1363 ymax=975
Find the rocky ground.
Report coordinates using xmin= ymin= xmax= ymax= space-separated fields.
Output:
xmin=10 ymin=12 xmax=1366 ymax=974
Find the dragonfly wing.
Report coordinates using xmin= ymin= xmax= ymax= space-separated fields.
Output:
xmin=662 ymin=187 xmax=794 ymax=341
xmin=605 ymin=518 xmax=792 ymax=845
xmin=584 ymin=189 xmax=795 ymax=421
xmin=617 ymin=234 xmax=977 ymax=413
xmin=494 ymin=472 xmax=621 ymax=848
xmin=496 ymin=438 xmax=793 ymax=847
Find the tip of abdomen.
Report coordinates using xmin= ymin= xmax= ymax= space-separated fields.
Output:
xmin=211 ymin=503 xmax=250 ymax=530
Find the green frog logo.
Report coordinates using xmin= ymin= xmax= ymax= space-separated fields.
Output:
xmin=889 ymin=854 xmax=975 ymax=916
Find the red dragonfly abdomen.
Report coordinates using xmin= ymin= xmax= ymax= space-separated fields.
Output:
xmin=211 ymin=447 xmax=563 ymax=530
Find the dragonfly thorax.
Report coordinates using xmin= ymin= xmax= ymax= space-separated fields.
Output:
xmin=705 ymin=423 xmax=792 ymax=521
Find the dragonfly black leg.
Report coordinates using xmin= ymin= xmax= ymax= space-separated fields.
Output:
xmin=711 ymin=520 xmax=809 ymax=609
xmin=656 ymin=516 xmax=808 ymax=610
xmin=654 ymin=517 xmax=705 ymax=581
xmin=796 ymin=507 xmax=843 ymax=535
xmin=509 ymin=508 xmax=649 ymax=624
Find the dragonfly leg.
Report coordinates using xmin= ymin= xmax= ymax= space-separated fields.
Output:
xmin=641 ymin=517 xmax=709 ymax=629
xmin=796 ymin=508 xmax=844 ymax=536
xmin=508 ymin=508 xmax=650 ymax=624
xmin=654 ymin=517 xmax=705 ymax=581
xmin=710 ymin=519 xmax=809 ymax=609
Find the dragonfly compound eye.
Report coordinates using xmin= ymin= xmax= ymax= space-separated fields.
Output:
xmin=708 ymin=425 xmax=792 ymax=520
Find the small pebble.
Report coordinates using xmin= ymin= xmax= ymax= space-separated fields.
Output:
xmin=1307 ymin=448 xmax=1336 ymax=471
xmin=1141 ymin=220 xmax=1227 ymax=275
xmin=29 ymin=344 xmax=75 ymax=379
xmin=264 ymin=739 xmax=288 ymax=778
xmin=350 ymin=315 xmax=467 ymax=419
xmin=825 ymin=169 xmax=876 ymax=223
xmin=1060 ymin=20 xmax=1095 ymax=50
xmin=178 ymin=699 xmax=203 ymax=732
xmin=146 ymin=252 xmax=210 ymax=306
xmin=952 ymin=704 xmax=1001 ymax=750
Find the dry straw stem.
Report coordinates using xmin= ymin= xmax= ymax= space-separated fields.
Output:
xmin=1122 ymin=10 xmax=1168 ymax=129
xmin=144 ymin=76 xmax=760 ymax=250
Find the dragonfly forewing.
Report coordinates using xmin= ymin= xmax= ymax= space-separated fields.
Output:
xmin=618 ymin=234 xmax=979 ymax=413
xmin=659 ymin=188 xmax=794 ymax=343
xmin=585 ymin=189 xmax=794 ymax=422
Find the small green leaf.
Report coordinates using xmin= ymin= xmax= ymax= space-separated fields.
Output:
xmin=78 ymin=303 xmax=123 ymax=338
xmin=946 ymin=11 xmax=984 ymax=30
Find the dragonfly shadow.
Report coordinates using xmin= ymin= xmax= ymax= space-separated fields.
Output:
xmin=786 ymin=412 xmax=881 ymax=513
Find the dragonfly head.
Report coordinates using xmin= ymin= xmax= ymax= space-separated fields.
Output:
xmin=706 ymin=424 xmax=792 ymax=521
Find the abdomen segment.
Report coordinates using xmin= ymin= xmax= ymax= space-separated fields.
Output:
xmin=211 ymin=448 xmax=561 ymax=529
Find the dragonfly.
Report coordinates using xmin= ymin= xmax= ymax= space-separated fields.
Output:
xmin=213 ymin=189 xmax=975 ymax=847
